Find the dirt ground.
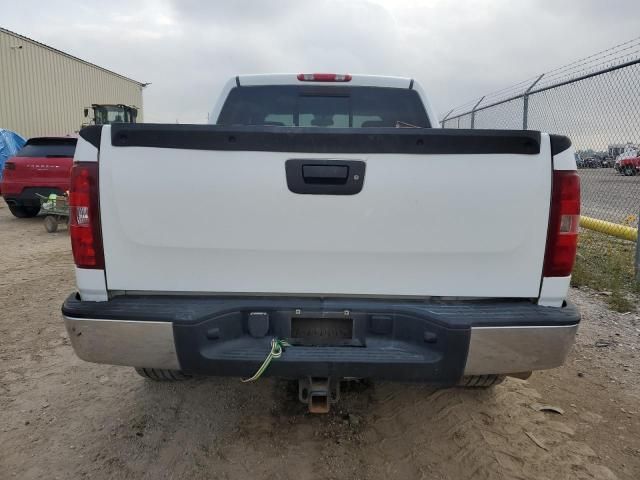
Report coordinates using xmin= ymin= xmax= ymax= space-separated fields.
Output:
xmin=1 ymin=203 xmax=639 ymax=480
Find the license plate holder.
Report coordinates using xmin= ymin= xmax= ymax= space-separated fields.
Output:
xmin=290 ymin=317 xmax=356 ymax=346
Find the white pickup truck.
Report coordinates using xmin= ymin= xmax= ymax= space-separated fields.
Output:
xmin=62 ymin=73 xmax=580 ymax=411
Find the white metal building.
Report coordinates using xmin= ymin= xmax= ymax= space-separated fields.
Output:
xmin=0 ymin=28 xmax=145 ymax=138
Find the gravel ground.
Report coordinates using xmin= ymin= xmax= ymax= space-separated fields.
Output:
xmin=1 ymin=203 xmax=639 ymax=480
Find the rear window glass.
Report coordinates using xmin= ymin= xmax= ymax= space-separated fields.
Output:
xmin=217 ymin=86 xmax=430 ymax=128
xmin=17 ymin=138 xmax=77 ymax=158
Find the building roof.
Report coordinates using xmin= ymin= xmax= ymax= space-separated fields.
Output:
xmin=0 ymin=27 xmax=146 ymax=87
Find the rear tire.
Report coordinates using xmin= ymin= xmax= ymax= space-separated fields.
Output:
xmin=134 ymin=367 xmax=191 ymax=381
xmin=624 ymin=166 xmax=637 ymax=176
xmin=44 ymin=215 xmax=58 ymax=233
xmin=458 ymin=374 xmax=505 ymax=388
xmin=8 ymin=204 xmax=40 ymax=218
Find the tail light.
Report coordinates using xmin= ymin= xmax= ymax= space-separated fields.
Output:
xmin=297 ymin=73 xmax=352 ymax=82
xmin=2 ymin=162 xmax=15 ymax=182
xmin=69 ymin=162 xmax=104 ymax=269
xmin=543 ymin=170 xmax=580 ymax=277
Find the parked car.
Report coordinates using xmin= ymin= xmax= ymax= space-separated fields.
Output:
xmin=600 ymin=155 xmax=614 ymax=168
xmin=616 ymin=156 xmax=640 ymax=176
xmin=614 ymin=150 xmax=638 ymax=173
xmin=582 ymin=157 xmax=601 ymax=168
xmin=61 ymin=73 xmax=581 ymax=412
xmin=0 ymin=136 xmax=76 ymax=218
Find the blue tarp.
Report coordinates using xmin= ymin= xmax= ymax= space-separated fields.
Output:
xmin=0 ymin=129 xmax=26 ymax=181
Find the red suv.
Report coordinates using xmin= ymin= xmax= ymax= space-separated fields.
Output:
xmin=1 ymin=137 xmax=77 ymax=218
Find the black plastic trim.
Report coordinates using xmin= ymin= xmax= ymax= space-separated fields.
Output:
xmin=286 ymin=159 xmax=365 ymax=195
xmin=109 ymin=124 xmax=542 ymax=155
xmin=3 ymin=187 xmax=65 ymax=207
xmin=62 ymin=294 xmax=580 ymax=328
xmin=62 ymin=294 xmax=579 ymax=382
xmin=409 ymin=79 xmax=414 ymax=89
xmin=550 ymin=134 xmax=572 ymax=156
xmin=79 ymin=125 xmax=102 ymax=149
xmin=173 ymin=311 xmax=468 ymax=382
xmin=235 ymin=75 xmax=240 ymax=87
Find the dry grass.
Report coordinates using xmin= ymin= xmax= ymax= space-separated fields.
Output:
xmin=571 ymin=229 xmax=640 ymax=312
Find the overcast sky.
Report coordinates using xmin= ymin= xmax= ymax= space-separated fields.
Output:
xmin=2 ymin=0 xmax=639 ymax=123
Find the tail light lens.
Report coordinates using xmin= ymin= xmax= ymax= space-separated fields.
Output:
xmin=2 ymin=162 xmax=15 ymax=182
xmin=543 ymin=170 xmax=580 ymax=277
xmin=297 ymin=73 xmax=352 ymax=82
xmin=69 ymin=162 xmax=104 ymax=269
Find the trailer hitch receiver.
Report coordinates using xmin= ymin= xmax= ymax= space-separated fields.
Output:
xmin=298 ymin=377 xmax=340 ymax=413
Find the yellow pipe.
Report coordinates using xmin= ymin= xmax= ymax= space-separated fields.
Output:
xmin=580 ymin=216 xmax=638 ymax=242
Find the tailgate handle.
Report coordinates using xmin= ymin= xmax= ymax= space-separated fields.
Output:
xmin=285 ymin=160 xmax=366 ymax=195
xmin=302 ymin=165 xmax=349 ymax=184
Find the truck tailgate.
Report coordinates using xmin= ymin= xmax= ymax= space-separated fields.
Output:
xmin=98 ymin=125 xmax=551 ymax=298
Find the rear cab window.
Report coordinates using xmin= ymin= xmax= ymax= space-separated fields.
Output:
xmin=17 ymin=138 xmax=77 ymax=158
xmin=217 ymin=86 xmax=431 ymax=128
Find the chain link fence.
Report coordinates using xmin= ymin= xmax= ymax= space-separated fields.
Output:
xmin=441 ymin=39 xmax=640 ymax=305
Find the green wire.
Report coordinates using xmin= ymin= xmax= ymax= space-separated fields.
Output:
xmin=241 ymin=338 xmax=291 ymax=383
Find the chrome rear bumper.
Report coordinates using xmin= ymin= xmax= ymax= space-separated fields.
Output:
xmin=64 ymin=317 xmax=181 ymax=370
xmin=63 ymin=315 xmax=578 ymax=377
xmin=464 ymin=324 xmax=578 ymax=375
